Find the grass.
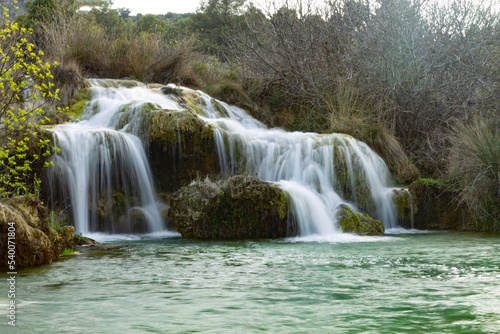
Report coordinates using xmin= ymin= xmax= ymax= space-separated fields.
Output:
xmin=62 ymin=248 xmax=75 ymax=256
xmin=449 ymin=115 xmax=500 ymax=232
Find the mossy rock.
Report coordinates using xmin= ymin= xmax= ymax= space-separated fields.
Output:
xmin=393 ymin=188 xmax=417 ymax=227
xmin=408 ymin=179 xmax=468 ymax=230
xmin=66 ymin=87 xmax=93 ymax=120
xmin=148 ymin=109 xmax=220 ymax=193
xmin=168 ymin=175 xmax=295 ymax=240
xmin=0 ymin=199 xmax=81 ymax=268
xmin=336 ymin=204 xmax=385 ymax=236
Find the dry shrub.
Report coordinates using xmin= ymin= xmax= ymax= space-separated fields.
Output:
xmin=50 ymin=59 xmax=85 ymax=108
xmin=43 ymin=17 xmax=198 ymax=85
xmin=146 ymin=35 xmax=199 ymax=86
xmin=449 ymin=115 xmax=500 ymax=232
xmin=191 ymin=54 xmax=256 ymax=108
xmin=109 ymin=33 xmax=199 ymax=84
xmin=42 ymin=18 xmax=110 ymax=77
xmin=326 ymin=80 xmax=419 ymax=183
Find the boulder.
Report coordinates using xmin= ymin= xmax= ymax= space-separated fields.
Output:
xmin=336 ymin=204 xmax=385 ymax=235
xmin=393 ymin=188 xmax=417 ymax=227
xmin=0 ymin=199 xmax=80 ymax=268
xmin=169 ymin=175 xmax=294 ymax=239
xmin=149 ymin=109 xmax=220 ymax=193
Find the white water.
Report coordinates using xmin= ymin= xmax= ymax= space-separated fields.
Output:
xmin=180 ymin=86 xmax=401 ymax=234
xmin=47 ymin=80 xmax=181 ymax=234
xmin=48 ymin=80 xmax=402 ymax=236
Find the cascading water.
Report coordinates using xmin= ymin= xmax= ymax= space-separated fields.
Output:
xmin=48 ymin=79 xmax=402 ymax=237
xmin=182 ymin=87 xmax=400 ymax=235
xmin=47 ymin=80 xmax=181 ymax=234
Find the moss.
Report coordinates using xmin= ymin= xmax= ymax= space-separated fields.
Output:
xmin=67 ymin=88 xmax=92 ymax=120
xmin=409 ymin=180 xmax=468 ymax=230
xmin=392 ymin=188 xmax=417 ymax=228
xmin=337 ymin=204 xmax=385 ymax=236
xmin=0 ymin=199 xmax=82 ymax=268
xmin=211 ymin=99 xmax=227 ymax=116
xmin=182 ymin=91 xmax=207 ymax=116
xmin=412 ymin=178 xmax=445 ymax=189
xmin=278 ymin=192 xmax=288 ymax=220
xmin=149 ymin=109 xmax=213 ymax=143
xmin=169 ymin=175 xmax=294 ymax=240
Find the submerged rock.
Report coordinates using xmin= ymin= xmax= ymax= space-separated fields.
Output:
xmin=336 ymin=204 xmax=385 ymax=236
xmin=169 ymin=175 xmax=294 ymax=240
xmin=0 ymin=199 xmax=80 ymax=268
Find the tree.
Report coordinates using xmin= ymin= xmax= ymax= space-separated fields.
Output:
xmin=136 ymin=14 xmax=167 ymax=33
xmin=188 ymin=0 xmax=246 ymax=53
xmin=0 ymin=2 xmax=58 ymax=196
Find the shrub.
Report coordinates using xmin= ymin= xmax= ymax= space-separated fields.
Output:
xmin=42 ymin=16 xmax=110 ymax=77
xmin=0 ymin=3 xmax=57 ymax=196
xmin=449 ymin=115 xmax=500 ymax=232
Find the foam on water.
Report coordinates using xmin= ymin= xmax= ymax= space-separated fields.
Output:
xmin=86 ymin=230 xmax=181 ymax=243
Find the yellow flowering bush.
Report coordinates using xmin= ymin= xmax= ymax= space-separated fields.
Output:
xmin=0 ymin=2 xmax=58 ymax=196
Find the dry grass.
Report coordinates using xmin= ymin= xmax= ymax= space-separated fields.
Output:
xmin=449 ymin=115 xmax=500 ymax=232
xmin=327 ymin=80 xmax=419 ymax=183
xmin=42 ymin=17 xmax=198 ymax=85
xmin=42 ymin=17 xmax=110 ymax=76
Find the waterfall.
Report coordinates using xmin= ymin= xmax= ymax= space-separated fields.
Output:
xmin=183 ymin=86 xmax=400 ymax=235
xmin=47 ymin=80 xmax=401 ymax=236
xmin=47 ymin=80 xmax=181 ymax=234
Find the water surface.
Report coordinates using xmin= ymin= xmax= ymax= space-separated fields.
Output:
xmin=3 ymin=231 xmax=500 ymax=333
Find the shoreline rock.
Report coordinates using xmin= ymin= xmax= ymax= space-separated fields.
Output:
xmin=0 ymin=198 xmax=84 ymax=268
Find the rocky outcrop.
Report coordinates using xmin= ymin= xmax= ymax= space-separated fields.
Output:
xmin=393 ymin=188 xmax=416 ymax=228
xmin=407 ymin=179 xmax=468 ymax=230
xmin=0 ymin=198 xmax=81 ymax=268
xmin=149 ymin=108 xmax=220 ymax=194
xmin=168 ymin=175 xmax=294 ymax=239
xmin=336 ymin=204 xmax=385 ymax=235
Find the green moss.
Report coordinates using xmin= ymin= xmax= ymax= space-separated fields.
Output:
xmin=62 ymin=248 xmax=75 ymax=256
xmin=278 ymin=191 xmax=288 ymax=220
xmin=393 ymin=189 xmax=417 ymax=225
xmin=211 ymin=99 xmax=227 ymax=116
xmin=67 ymin=88 xmax=92 ymax=120
xmin=337 ymin=204 xmax=384 ymax=236
xmin=412 ymin=178 xmax=445 ymax=189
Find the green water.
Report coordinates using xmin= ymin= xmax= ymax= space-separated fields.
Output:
xmin=2 ymin=231 xmax=500 ymax=333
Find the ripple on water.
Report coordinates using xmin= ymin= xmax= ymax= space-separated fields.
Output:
xmin=6 ymin=232 xmax=500 ymax=333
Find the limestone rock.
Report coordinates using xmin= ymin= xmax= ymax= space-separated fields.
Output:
xmin=169 ymin=175 xmax=294 ymax=240
xmin=336 ymin=204 xmax=385 ymax=236
xmin=0 ymin=199 xmax=79 ymax=268
xmin=408 ymin=179 xmax=468 ymax=230
xmin=149 ymin=109 xmax=219 ymax=193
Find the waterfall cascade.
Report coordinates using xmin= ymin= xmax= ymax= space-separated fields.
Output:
xmin=190 ymin=88 xmax=400 ymax=234
xmin=47 ymin=80 xmax=180 ymax=234
xmin=47 ymin=80 xmax=402 ymax=236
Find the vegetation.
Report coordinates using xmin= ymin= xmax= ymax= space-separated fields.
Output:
xmin=0 ymin=1 xmax=58 ymax=196
xmin=449 ymin=116 xmax=500 ymax=232
xmin=0 ymin=0 xmax=498 ymax=232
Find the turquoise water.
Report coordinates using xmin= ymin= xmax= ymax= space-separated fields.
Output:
xmin=3 ymin=231 xmax=500 ymax=333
